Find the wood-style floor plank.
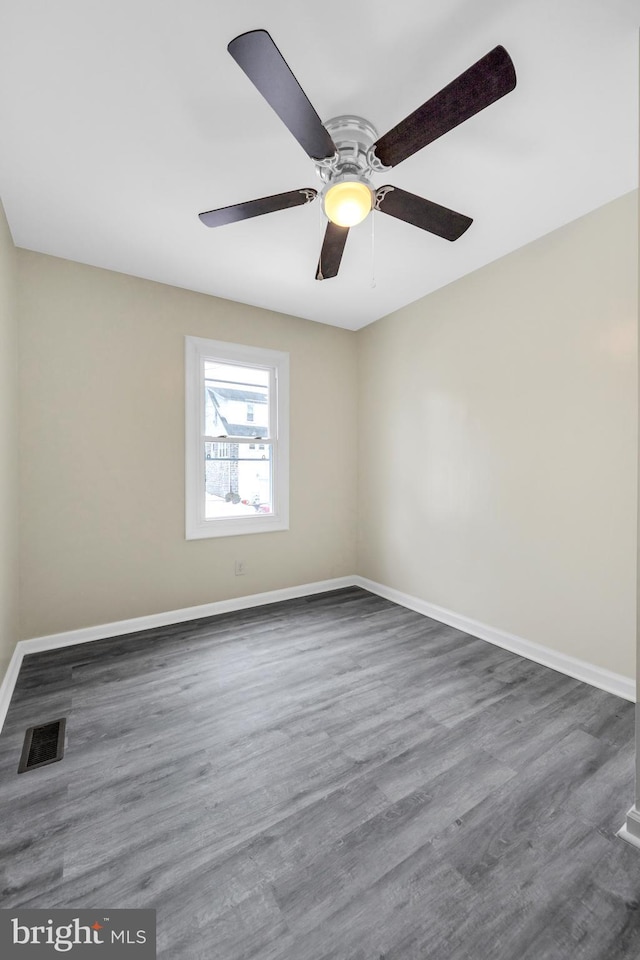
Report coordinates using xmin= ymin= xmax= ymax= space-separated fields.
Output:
xmin=0 ymin=587 xmax=638 ymax=959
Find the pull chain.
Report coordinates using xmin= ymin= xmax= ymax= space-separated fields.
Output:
xmin=316 ymin=197 xmax=325 ymax=281
xmin=370 ymin=206 xmax=376 ymax=288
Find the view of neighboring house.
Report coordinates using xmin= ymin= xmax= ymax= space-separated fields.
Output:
xmin=203 ymin=361 xmax=272 ymax=516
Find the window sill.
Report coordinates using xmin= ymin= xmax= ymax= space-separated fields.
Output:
xmin=185 ymin=514 xmax=289 ymax=540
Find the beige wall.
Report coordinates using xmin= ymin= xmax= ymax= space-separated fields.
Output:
xmin=0 ymin=200 xmax=19 ymax=680
xmin=357 ymin=192 xmax=638 ymax=679
xmin=12 ymin=194 xmax=639 ymax=684
xmin=17 ymin=253 xmax=357 ymax=639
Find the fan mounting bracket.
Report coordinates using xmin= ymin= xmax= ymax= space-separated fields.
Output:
xmin=366 ymin=143 xmax=391 ymax=174
xmin=374 ymin=185 xmax=395 ymax=210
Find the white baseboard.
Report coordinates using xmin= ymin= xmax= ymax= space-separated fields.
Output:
xmin=0 ymin=645 xmax=25 ymax=736
xmin=618 ymin=806 xmax=640 ymax=851
xmin=353 ymin=576 xmax=636 ymax=703
xmin=617 ymin=825 xmax=640 ymax=850
xmin=1 ymin=573 xmax=635 ymax=735
xmin=0 ymin=576 xmax=355 ymax=734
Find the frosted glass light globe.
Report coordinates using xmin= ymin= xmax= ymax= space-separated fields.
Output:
xmin=323 ymin=181 xmax=373 ymax=227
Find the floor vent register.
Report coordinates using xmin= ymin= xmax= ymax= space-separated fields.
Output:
xmin=18 ymin=718 xmax=66 ymax=773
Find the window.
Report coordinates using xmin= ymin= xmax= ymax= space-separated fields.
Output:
xmin=185 ymin=337 xmax=289 ymax=539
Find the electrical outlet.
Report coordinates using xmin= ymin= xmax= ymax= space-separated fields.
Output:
xmin=235 ymin=560 xmax=246 ymax=576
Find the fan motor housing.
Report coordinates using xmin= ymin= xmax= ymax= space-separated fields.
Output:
xmin=314 ymin=115 xmax=384 ymax=185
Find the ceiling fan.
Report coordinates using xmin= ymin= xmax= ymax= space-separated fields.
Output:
xmin=199 ymin=29 xmax=516 ymax=281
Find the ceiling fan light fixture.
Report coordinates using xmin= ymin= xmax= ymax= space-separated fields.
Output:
xmin=323 ymin=180 xmax=373 ymax=227
xmin=204 ymin=32 xmax=517 ymax=280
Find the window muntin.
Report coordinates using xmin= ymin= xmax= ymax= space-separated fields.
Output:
xmin=185 ymin=338 xmax=289 ymax=539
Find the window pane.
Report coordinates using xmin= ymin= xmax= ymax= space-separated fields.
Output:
xmin=204 ymin=361 xmax=269 ymax=439
xmin=204 ymin=442 xmax=272 ymax=518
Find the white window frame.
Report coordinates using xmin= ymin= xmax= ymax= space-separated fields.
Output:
xmin=185 ymin=336 xmax=289 ymax=539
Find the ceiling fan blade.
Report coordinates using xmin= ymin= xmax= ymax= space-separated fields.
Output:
xmin=373 ymin=45 xmax=516 ymax=169
xmin=228 ymin=29 xmax=337 ymax=161
xmin=375 ymin=186 xmax=472 ymax=241
xmin=316 ymin=222 xmax=349 ymax=280
xmin=199 ymin=188 xmax=317 ymax=228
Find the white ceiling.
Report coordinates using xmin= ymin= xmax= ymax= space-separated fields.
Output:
xmin=0 ymin=0 xmax=638 ymax=330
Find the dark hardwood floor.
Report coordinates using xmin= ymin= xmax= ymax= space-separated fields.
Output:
xmin=0 ymin=587 xmax=638 ymax=959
